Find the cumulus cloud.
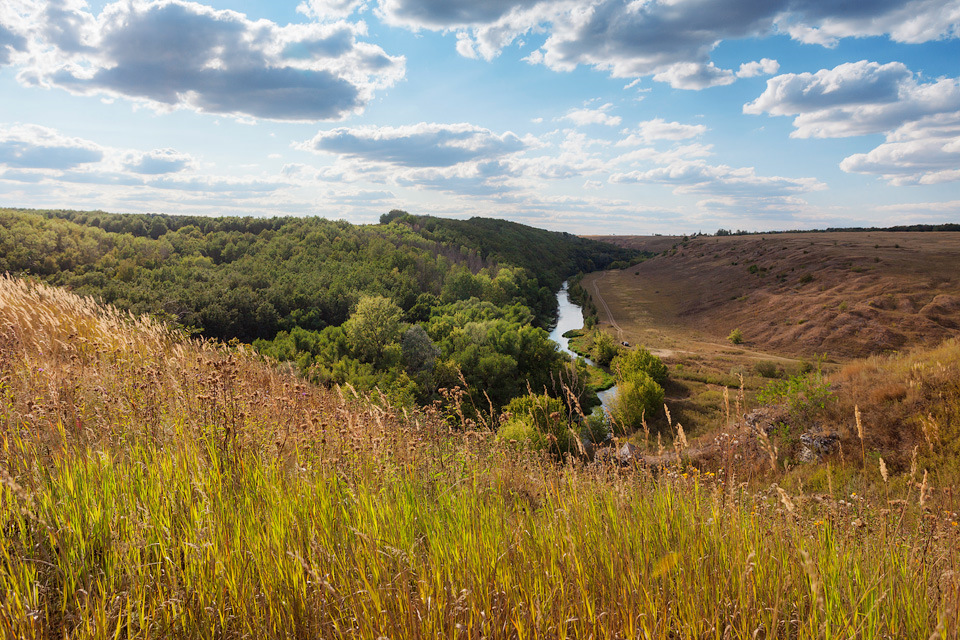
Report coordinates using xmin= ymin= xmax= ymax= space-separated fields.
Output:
xmin=776 ymin=0 xmax=960 ymax=46
xmin=297 ymin=0 xmax=366 ymax=20
xmin=301 ymin=122 xmax=527 ymax=167
xmin=736 ymin=58 xmax=779 ymax=78
xmin=12 ymin=0 xmax=404 ymax=121
xmin=653 ymin=62 xmax=735 ymax=90
xmin=561 ymin=103 xmax=621 ymax=127
xmin=299 ymin=122 xmax=537 ymax=196
xmin=0 ymin=122 xmax=288 ymax=198
xmin=374 ymin=0 xmax=960 ymax=89
xmin=746 ymin=60 xmax=960 ymax=184
xmin=0 ymin=2 xmax=30 ymax=65
xmin=616 ymin=118 xmax=707 ymax=146
xmin=124 ymin=148 xmax=194 ymax=175
xmin=840 ymin=113 xmax=960 ymax=185
xmin=610 ymin=159 xmax=825 ymax=212
xmin=0 ymin=123 xmax=102 ymax=169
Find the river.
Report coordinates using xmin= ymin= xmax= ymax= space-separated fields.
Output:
xmin=549 ymin=282 xmax=618 ymax=412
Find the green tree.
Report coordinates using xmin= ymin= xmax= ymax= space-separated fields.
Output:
xmin=612 ymin=347 xmax=668 ymax=385
xmin=401 ymin=325 xmax=439 ymax=372
xmin=592 ymin=331 xmax=619 ymax=367
xmin=345 ymin=295 xmax=403 ymax=363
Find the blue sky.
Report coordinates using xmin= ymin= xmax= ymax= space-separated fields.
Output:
xmin=1 ymin=0 xmax=958 ymax=234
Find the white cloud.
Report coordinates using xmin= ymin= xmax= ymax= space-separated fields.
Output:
xmin=0 ymin=1 xmax=31 ymax=65
xmin=610 ymin=159 xmax=826 ymax=213
xmin=616 ymin=118 xmax=707 ymax=146
xmin=776 ymin=0 xmax=960 ymax=46
xmin=299 ymin=122 xmax=535 ymax=196
xmin=746 ymin=60 xmax=960 ymax=184
xmin=736 ymin=58 xmax=779 ymax=78
xmin=0 ymin=123 xmax=102 ymax=169
xmin=297 ymin=0 xmax=366 ymax=20
xmin=0 ymin=122 xmax=290 ymax=198
xmin=653 ymin=62 xmax=736 ymax=90
xmin=123 ymin=148 xmax=194 ymax=175
xmin=840 ymin=113 xmax=960 ymax=185
xmin=10 ymin=0 xmax=404 ymax=121
xmin=374 ymin=0 xmax=960 ymax=90
xmin=301 ymin=122 xmax=528 ymax=167
xmin=561 ymin=103 xmax=621 ymax=127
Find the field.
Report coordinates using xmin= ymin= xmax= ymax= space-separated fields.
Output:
xmin=4 ymin=276 xmax=960 ymax=637
xmin=585 ymin=231 xmax=960 ymax=360
xmin=579 ymin=231 xmax=960 ymax=437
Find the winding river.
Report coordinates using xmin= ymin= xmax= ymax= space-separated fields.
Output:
xmin=549 ymin=282 xmax=618 ymax=412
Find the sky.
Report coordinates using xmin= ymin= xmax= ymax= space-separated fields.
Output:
xmin=0 ymin=0 xmax=959 ymax=234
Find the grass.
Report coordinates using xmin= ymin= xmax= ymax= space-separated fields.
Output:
xmin=2 ymin=275 xmax=960 ymax=638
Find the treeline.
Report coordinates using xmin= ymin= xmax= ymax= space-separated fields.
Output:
xmin=0 ymin=207 xmax=639 ymax=409
xmin=715 ymin=223 xmax=960 ymax=236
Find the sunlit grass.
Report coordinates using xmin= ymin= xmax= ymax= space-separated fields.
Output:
xmin=1 ymin=275 xmax=959 ymax=638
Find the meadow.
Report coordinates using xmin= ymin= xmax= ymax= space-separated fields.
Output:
xmin=3 ymin=276 xmax=960 ymax=638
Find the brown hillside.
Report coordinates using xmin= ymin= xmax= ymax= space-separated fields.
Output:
xmin=586 ymin=231 xmax=960 ymax=360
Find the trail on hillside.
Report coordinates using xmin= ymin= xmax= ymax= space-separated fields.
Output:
xmin=592 ymin=272 xmax=624 ymax=342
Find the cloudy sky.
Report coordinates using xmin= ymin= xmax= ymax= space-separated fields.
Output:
xmin=1 ymin=0 xmax=959 ymax=233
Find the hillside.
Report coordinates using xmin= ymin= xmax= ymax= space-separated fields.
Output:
xmin=587 ymin=230 xmax=960 ymax=360
xmin=0 ymin=208 xmax=639 ymax=410
xmin=2 ymin=275 xmax=959 ymax=637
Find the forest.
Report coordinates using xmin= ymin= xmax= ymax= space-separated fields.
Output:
xmin=0 ymin=207 xmax=642 ymax=411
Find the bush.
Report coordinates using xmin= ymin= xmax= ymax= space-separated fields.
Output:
xmin=592 ymin=331 xmax=620 ymax=367
xmin=754 ymin=361 xmax=780 ymax=378
xmin=613 ymin=347 xmax=668 ymax=385
xmin=582 ymin=410 xmax=611 ymax=444
xmin=500 ymin=394 xmax=572 ymax=453
xmin=497 ymin=416 xmax=546 ymax=450
xmin=757 ymin=371 xmax=834 ymax=426
xmin=728 ymin=328 xmax=744 ymax=345
xmin=610 ymin=372 xmax=664 ymax=433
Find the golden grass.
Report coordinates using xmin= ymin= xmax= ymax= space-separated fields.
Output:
xmin=2 ymin=275 xmax=960 ymax=638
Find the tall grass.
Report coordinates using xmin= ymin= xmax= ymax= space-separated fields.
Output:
xmin=1 ymin=275 xmax=959 ymax=638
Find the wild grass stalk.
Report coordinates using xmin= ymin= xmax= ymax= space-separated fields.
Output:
xmin=1 ymin=276 xmax=958 ymax=638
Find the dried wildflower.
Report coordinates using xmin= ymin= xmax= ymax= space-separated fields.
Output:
xmin=776 ymin=486 xmax=795 ymax=513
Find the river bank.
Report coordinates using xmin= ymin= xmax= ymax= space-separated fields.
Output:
xmin=549 ymin=282 xmax=617 ymax=413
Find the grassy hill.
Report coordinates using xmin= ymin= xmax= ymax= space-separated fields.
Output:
xmin=1 ymin=275 xmax=959 ymax=637
xmin=587 ymin=230 xmax=960 ymax=359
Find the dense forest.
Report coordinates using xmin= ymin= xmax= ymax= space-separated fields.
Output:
xmin=0 ymin=207 xmax=641 ymax=410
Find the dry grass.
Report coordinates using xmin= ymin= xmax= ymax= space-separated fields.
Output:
xmin=2 ymin=275 xmax=960 ymax=638
xmin=586 ymin=231 xmax=960 ymax=360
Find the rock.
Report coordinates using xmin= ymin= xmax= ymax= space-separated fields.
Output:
xmin=744 ymin=407 xmax=785 ymax=434
xmin=617 ymin=442 xmax=641 ymax=464
xmin=798 ymin=431 xmax=840 ymax=463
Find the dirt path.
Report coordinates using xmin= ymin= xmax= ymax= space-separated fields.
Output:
xmin=591 ymin=272 xmax=624 ymax=342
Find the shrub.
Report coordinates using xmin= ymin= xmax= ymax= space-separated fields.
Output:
xmin=613 ymin=347 xmax=668 ymax=385
xmin=610 ymin=372 xmax=664 ymax=433
xmin=582 ymin=410 xmax=611 ymax=443
xmin=501 ymin=394 xmax=572 ymax=453
xmin=728 ymin=328 xmax=744 ymax=345
xmin=592 ymin=331 xmax=620 ymax=367
xmin=754 ymin=361 xmax=780 ymax=379
xmin=497 ymin=416 xmax=546 ymax=450
xmin=757 ymin=371 xmax=834 ymax=426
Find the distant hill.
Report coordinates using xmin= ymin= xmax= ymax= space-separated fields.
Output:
xmin=1 ymin=207 xmax=639 ymax=340
xmin=389 ymin=211 xmax=642 ymax=291
xmin=588 ymin=230 xmax=960 ymax=359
